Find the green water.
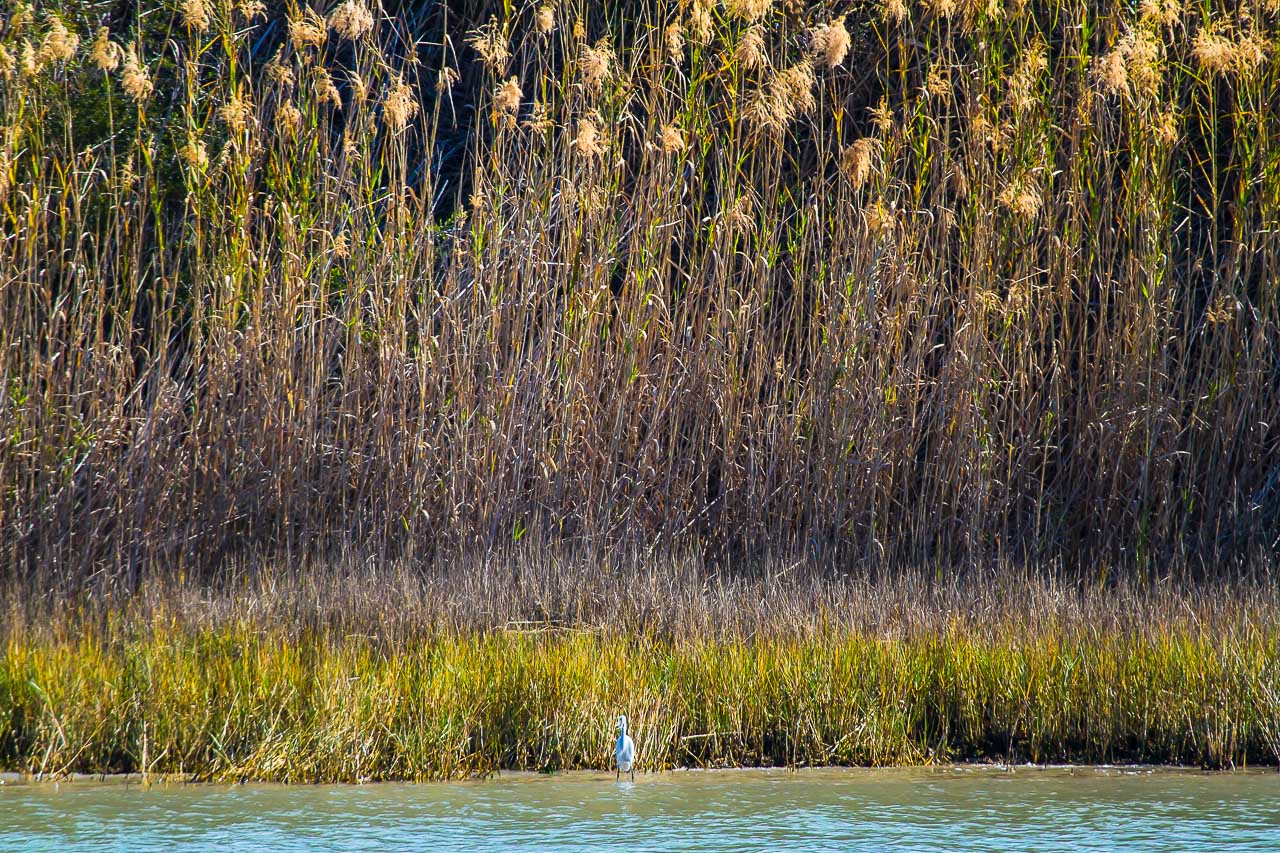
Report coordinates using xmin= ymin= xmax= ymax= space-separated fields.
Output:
xmin=2 ymin=767 xmax=1277 ymax=851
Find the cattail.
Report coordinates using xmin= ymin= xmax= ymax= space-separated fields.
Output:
xmin=329 ymin=0 xmax=374 ymax=41
xmin=535 ymin=5 xmax=555 ymax=34
xmin=884 ymin=0 xmax=908 ymax=22
xmin=181 ymin=0 xmax=211 ymax=34
xmin=120 ymin=46 xmax=153 ymax=102
xmin=665 ymin=24 xmax=685 ymax=62
xmin=220 ymin=87 xmax=254 ymax=134
xmin=724 ymin=0 xmax=773 ymax=23
xmin=493 ymin=75 xmax=522 ymax=114
xmin=659 ymin=123 xmax=686 ymax=154
xmin=809 ymin=16 xmax=850 ymax=68
xmin=467 ymin=17 xmax=511 ymax=72
xmin=580 ymin=39 xmax=614 ymax=91
xmin=289 ymin=10 xmax=327 ymax=50
xmin=382 ymin=78 xmax=418 ymax=131
xmin=314 ymin=68 xmax=342 ymax=106
xmin=275 ymin=100 xmax=302 ymax=135
xmin=735 ymin=26 xmax=767 ymax=71
xmin=573 ymin=117 xmax=606 ymax=158
xmin=0 ymin=45 xmax=13 ymax=79
xmin=39 ymin=18 xmax=78 ymax=65
xmin=90 ymin=27 xmax=120 ymax=72
xmin=840 ymin=138 xmax=878 ymax=190
xmin=436 ymin=66 xmax=459 ymax=92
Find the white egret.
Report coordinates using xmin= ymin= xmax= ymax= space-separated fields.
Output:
xmin=615 ymin=715 xmax=635 ymax=781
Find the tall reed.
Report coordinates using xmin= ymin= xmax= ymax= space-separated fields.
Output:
xmin=0 ymin=0 xmax=1277 ymax=591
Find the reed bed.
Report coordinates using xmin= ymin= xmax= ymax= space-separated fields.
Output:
xmin=3 ymin=557 xmax=1279 ymax=780
xmin=1 ymin=0 xmax=1277 ymax=589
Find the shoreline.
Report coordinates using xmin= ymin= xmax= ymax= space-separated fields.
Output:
xmin=4 ymin=763 xmax=1276 ymax=788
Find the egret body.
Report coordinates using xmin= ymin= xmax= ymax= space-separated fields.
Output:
xmin=615 ymin=715 xmax=636 ymax=781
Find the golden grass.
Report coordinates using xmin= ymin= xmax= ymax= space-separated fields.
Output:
xmin=3 ymin=558 xmax=1278 ymax=779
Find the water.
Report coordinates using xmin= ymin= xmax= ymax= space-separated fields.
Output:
xmin=3 ymin=766 xmax=1278 ymax=851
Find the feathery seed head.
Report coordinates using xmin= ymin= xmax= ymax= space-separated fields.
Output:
xmin=493 ymin=75 xmax=522 ymax=122
xmin=314 ymin=67 xmax=342 ymax=106
xmin=90 ymin=27 xmax=121 ymax=72
xmin=275 ymin=100 xmax=303 ymax=135
xmin=120 ymin=46 xmax=153 ymax=102
xmin=659 ymin=123 xmax=687 ymax=154
xmin=39 ymin=18 xmax=78 ymax=65
xmin=870 ymin=96 xmax=894 ymax=134
xmin=924 ymin=66 xmax=951 ymax=98
xmin=1139 ymin=0 xmax=1180 ymax=28
xmin=181 ymin=0 xmax=211 ymax=33
xmin=928 ymin=0 xmax=958 ymax=18
xmin=181 ymin=135 xmax=209 ymax=171
xmin=884 ymin=0 xmax=908 ymax=22
xmin=289 ymin=10 xmax=327 ymax=50
xmin=19 ymin=39 xmax=38 ymax=77
xmin=735 ymin=26 xmax=767 ymax=70
xmin=329 ymin=0 xmax=374 ymax=40
xmin=237 ymin=0 xmax=266 ymax=20
xmin=524 ymin=100 xmax=554 ymax=132
xmin=0 ymin=45 xmax=13 ymax=79
xmin=535 ymin=5 xmax=555 ymax=34
xmin=467 ymin=17 xmax=511 ymax=71
xmin=723 ymin=193 xmax=757 ymax=233
xmin=724 ymin=0 xmax=773 ymax=23
xmin=689 ymin=0 xmax=715 ymax=43
xmin=268 ymin=54 xmax=295 ymax=86
xmin=573 ymin=117 xmax=606 ymax=158
xmin=436 ymin=66 xmax=459 ymax=92
xmin=220 ymin=87 xmax=255 ymax=134
xmin=841 ymin=138 xmax=878 ymax=190
xmin=382 ymin=77 xmax=418 ymax=131
xmin=348 ymin=71 xmax=368 ymax=104
xmin=665 ymin=23 xmax=686 ymax=61
xmin=998 ymin=175 xmax=1042 ymax=218
xmin=810 ymin=16 xmax=850 ymax=68
xmin=580 ymin=39 xmax=615 ymax=91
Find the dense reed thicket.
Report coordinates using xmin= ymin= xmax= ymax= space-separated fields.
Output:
xmin=1 ymin=0 xmax=1278 ymax=590
xmin=4 ymin=560 xmax=1279 ymax=778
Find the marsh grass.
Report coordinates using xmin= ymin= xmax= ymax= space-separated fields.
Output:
xmin=3 ymin=555 xmax=1279 ymax=780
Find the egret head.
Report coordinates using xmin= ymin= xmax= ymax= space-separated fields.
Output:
xmin=617 ymin=714 xmax=627 ymax=732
